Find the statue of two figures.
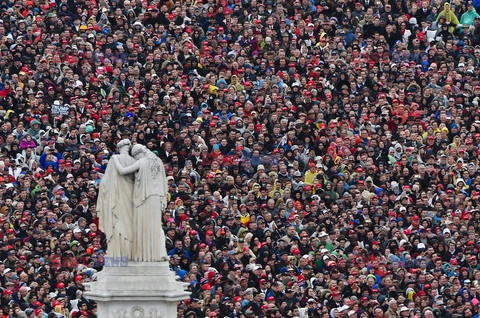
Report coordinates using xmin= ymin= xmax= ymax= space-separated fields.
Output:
xmin=97 ymin=140 xmax=169 ymax=262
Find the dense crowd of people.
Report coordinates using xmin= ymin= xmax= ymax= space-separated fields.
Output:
xmin=0 ymin=0 xmax=479 ymax=317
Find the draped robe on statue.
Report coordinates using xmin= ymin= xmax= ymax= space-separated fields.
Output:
xmin=97 ymin=152 xmax=136 ymax=259
xmin=131 ymin=150 xmax=169 ymax=262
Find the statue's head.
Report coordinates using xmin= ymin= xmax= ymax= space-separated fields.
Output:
xmin=117 ymin=139 xmax=131 ymax=149
xmin=131 ymin=144 xmax=146 ymax=158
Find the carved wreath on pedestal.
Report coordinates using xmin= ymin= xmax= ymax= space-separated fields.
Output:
xmin=113 ymin=306 xmax=165 ymax=318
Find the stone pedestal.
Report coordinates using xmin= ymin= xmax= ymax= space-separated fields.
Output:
xmin=85 ymin=261 xmax=190 ymax=318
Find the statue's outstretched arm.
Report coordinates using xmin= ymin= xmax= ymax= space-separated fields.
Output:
xmin=112 ymin=156 xmax=141 ymax=175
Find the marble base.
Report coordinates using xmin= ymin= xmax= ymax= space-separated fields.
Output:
xmin=85 ymin=261 xmax=190 ymax=318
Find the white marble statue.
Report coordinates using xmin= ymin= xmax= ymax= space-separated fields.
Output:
xmin=97 ymin=139 xmax=136 ymax=260
xmin=111 ymin=144 xmax=169 ymax=262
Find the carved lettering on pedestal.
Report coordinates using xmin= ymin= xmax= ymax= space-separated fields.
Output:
xmin=113 ymin=307 xmax=164 ymax=318
xmin=113 ymin=308 xmax=127 ymax=318
xmin=149 ymin=308 xmax=161 ymax=318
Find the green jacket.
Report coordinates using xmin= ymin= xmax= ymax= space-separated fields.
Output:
xmin=460 ymin=9 xmax=480 ymax=26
